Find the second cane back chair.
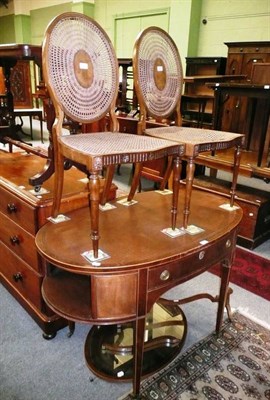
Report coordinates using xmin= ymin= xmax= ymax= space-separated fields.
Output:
xmin=42 ymin=13 xmax=185 ymax=259
xmin=128 ymin=27 xmax=244 ymax=232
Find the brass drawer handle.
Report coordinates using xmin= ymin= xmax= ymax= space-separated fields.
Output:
xmin=226 ymin=239 xmax=231 ymax=248
xmin=199 ymin=251 xmax=205 ymax=260
xmin=7 ymin=203 xmax=17 ymax=213
xmin=13 ymin=272 xmax=23 ymax=282
xmin=160 ymin=270 xmax=170 ymax=281
xmin=10 ymin=235 xmax=20 ymax=245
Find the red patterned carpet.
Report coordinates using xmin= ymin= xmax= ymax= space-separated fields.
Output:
xmin=210 ymin=246 xmax=270 ymax=301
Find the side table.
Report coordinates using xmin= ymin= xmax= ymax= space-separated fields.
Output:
xmin=36 ymin=188 xmax=242 ymax=397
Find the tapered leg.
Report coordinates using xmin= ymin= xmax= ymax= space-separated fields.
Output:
xmin=230 ymin=145 xmax=242 ymax=207
xmin=171 ymin=156 xmax=182 ymax=230
xmin=132 ymin=317 xmax=146 ymax=399
xmin=52 ymin=148 xmax=65 ymax=218
xmin=159 ymin=155 xmax=173 ymax=191
xmin=88 ymin=171 xmax=101 ymax=258
xmin=216 ymin=259 xmax=231 ymax=334
xmin=183 ymin=157 xmax=195 ymax=229
xmin=128 ymin=163 xmax=144 ymax=202
xmin=100 ymin=165 xmax=115 ymax=206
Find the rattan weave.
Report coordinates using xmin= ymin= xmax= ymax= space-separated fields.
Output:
xmin=145 ymin=126 xmax=244 ymax=155
xmin=45 ymin=13 xmax=118 ymax=123
xmin=61 ymin=132 xmax=180 ymax=155
xmin=134 ymin=27 xmax=183 ymax=119
xmin=60 ymin=132 xmax=183 ymax=170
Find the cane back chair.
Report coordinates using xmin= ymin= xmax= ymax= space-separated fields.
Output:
xmin=128 ymin=26 xmax=244 ymax=232
xmin=42 ymin=13 xmax=185 ymax=259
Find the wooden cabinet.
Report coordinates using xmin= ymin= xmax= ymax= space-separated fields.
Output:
xmin=0 ymin=60 xmax=34 ymax=108
xmin=192 ymin=176 xmax=270 ymax=249
xmin=117 ymin=58 xmax=137 ymax=113
xmin=0 ymin=152 xmax=117 ymax=338
xmin=182 ymin=57 xmax=227 ymax=127
xmin=220 ymin=41 xmax=270 ymax=135
xmin=225 ymin=41 xmax=270 ymax=78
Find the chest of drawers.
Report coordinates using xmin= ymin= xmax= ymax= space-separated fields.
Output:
xmin=0 ymin=151 xmax=116 ymax=338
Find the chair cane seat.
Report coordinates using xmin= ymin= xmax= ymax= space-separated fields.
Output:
xmin=60 ymin=131 xmax=183 ymax=168
xmin=144 ymin=126 xmax=244 ymax=156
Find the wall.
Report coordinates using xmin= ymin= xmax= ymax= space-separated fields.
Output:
xmin=0 ymin=1 xmax=95 ymax=45
xmin=0 ymin=14 xmax=15 ymax=42
xmin=197 ymin=0 xmax=270 ymax=56
xmin=0 ymin=0 xmax=269 ymax=58
xmin=30 ymin=1 xmax=94 ymax=45
xmin=94 ymin=0 xmax=200 ymax=71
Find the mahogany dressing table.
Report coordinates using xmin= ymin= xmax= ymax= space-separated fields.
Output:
xmin=36 ymin=188 xmax=242 ymax=398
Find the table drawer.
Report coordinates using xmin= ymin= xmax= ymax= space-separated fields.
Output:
xmin=0 ymin=185 xmax=37 ymax=234
xmin=0 ymin=212 xmax=39 ymax=271
xmin=0 ymin=242 xmax=43 ymax=309
xmin=148 ymin=236 xmax=233 ymax=291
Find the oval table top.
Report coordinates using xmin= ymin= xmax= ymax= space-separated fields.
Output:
xmin=35 ymin=187 xmax=243 ymax=274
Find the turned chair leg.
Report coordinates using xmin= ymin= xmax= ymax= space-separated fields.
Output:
xmin=128 ymin=163 xmax=144 ymax=202
xmin=159 ymin=155 xmax=173 ymax=191
xmin=100 ymin=165 xmax=115 ymax=206
xmin=52 ymin=151 xmax=65 ymax=218
xmin=183 ymin=157 xmax=195 ymax=229
xmin=88 ymin=171 xmax=101 ymax=259
xmin=171 ymin=156 xmax=182 ymax=230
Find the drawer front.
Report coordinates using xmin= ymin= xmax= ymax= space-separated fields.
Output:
xmin=0 ymin=212 xmax=39 ymax=270
xmin=238 ymin=202 xmax=258 ymax=238
xmin=148 ymin=235 xmax=234 ymax=291
xmin=0 ymin=186 xmax=37 ymax=234
xmin=0 ymin=242 xmax=43 ymax=309
xmin=228 ymin=46 xmax=270 ymax=54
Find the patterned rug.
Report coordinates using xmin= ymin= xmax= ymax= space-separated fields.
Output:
xmin=210 ymin=246 xmax=270 ymax=301
xmin=120 ymin=312 xmax=270 ymax=400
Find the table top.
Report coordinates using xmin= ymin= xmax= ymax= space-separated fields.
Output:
xmin=184 ymin=74 xmax=246 ymax=83
xmin=0 ymin=43 xmax=41 ymax=58
xmin=36 ymin=189 xmax=243 ymax=274
xmin=207 ymin=82 xmax=270 ymax=91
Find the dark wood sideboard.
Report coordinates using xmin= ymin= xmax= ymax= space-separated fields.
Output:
xmin=182 ymin=56 xmax=227 ymax=127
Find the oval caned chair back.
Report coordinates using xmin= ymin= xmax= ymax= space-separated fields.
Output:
xmin=42 ymin=12 xmax=119 ymax=125
xmin=133 ymin=26 xmax=183 ymax=121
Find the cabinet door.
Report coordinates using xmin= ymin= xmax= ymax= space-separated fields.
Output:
xmin=11 ymin=60 xmax=33 ymax=108
xmin=225 ymin=54 xmax=243 ymax=75
xmin=242 ymin=53 xmax=270 ymax=79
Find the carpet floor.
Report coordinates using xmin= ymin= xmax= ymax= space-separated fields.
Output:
xmin=210 ymin=246 xmax=270 ymax=301
xmin=1 ymin=273 xmax=269 ymax=400
xmin=120 ymin=311 xmax=270 ymax=400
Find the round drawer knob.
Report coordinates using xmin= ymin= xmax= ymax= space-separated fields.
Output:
xmin=226 ymin=239 xmax=232 ymax=248
xmin=7 ymin=203 xmax=17 ymax=213
xmin=10 ymin=235 xmax=20 ymax=245
xmin=13 ymin=272 xmax=23 ymax=282
xmin=199 ymin=251 xmax=205 ymax=260
xmin=160 ymin=270 xmax=170 ymax=281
